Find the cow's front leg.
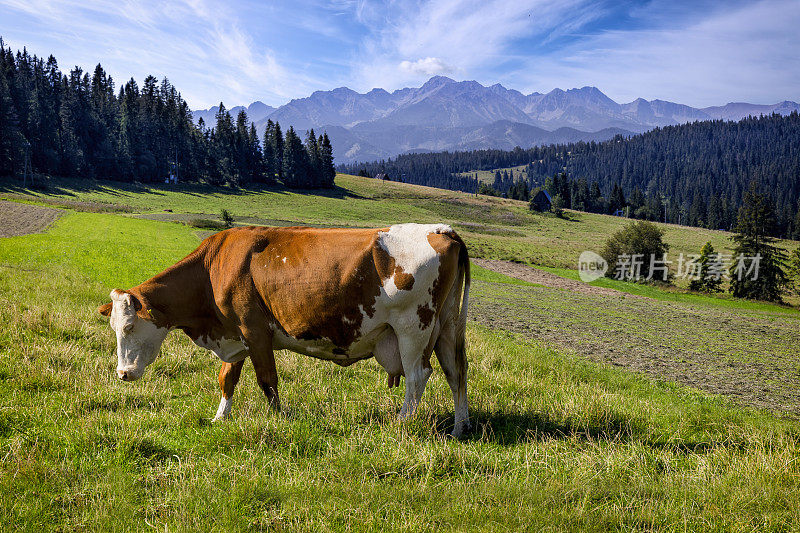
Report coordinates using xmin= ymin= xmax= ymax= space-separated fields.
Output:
xmin=244 ymin=329 xmax=280 ymax=411
xmin=213 ymin=360 xmax=244 ymax=421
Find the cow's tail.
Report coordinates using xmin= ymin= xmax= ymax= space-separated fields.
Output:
xmin=455 ymin=235 xmax=470 ymax=366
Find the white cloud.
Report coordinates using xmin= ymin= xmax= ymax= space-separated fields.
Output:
xmin=509 ymin=0 xmax=800 ymax=106
xmin=0 ymin=0 xmax=322 ymax=108
xmin=348 ymin=0 xmax=598 ymax=90
xmin=399 ymin=57 xmax=453 ymax=76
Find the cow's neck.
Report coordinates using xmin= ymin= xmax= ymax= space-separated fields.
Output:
xmin=131 ymin=253 xmax=217 ymax=335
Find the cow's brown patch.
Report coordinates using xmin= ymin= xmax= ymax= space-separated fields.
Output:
xmin=425 ymin=232 xmax=462 ymax=316
xmin=393 ymin=265 xmax=415 ymax=290
xmin=248 ymin=227 xmax=391 ymax=348
xmin=373 ymin=241 xmax=416 ymax=291
xmin=417 ymin=303 xmax=435 ymax=329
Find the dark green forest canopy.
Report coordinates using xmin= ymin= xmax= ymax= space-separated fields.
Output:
xmin=0 ymin=39 xmax=334 ymax=188
xmin=341 ymin=112 xmax=800 ymax=237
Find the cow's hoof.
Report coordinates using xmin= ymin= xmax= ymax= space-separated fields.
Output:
xmin=450 ymin=420 xmax=471 ymax=439
xmin=211 ymin=414 xmax=228 ymax=423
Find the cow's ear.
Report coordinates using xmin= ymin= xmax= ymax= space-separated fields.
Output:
xmin=98 ymin=302 xmax=113 ymax=317
xmin=137 ymin=304 xmax=167 ymax=326
xmin=129 ymin=293 xmax=143 ymax=312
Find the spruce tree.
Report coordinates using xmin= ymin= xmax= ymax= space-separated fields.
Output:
xmin=319 ymin=132 xmax=335 ymax=188
xmin=282 ymin=126 xmax=309 ymax=188
xmin=688 ymin=242 xmax=723 ymax=293
xmin=589 ymin=181 xmax=602 ymax=212
xmin=787 ymin=248 xmax=800 ymax=296
xmin=0 ymin=67 xmax=23 ymax=175
xmin=728 ymin=182 xmax=788 ymax=301
xmin=792 ymin=204 xmax=800 ymax=241
xmin=305 ymin=128 xmax=320 ymax=187
xmin=273 ymin=122 xmax=283 ymax=180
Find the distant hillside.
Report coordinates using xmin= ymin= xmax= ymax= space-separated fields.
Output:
xmin=197 ymin=76 xmax=799 ymax=163
xmin=340 ymin=112 xmax=800 ymax=237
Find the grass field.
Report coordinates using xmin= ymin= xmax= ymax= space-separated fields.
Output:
xmin=454 ymin=164 xmax=534 ymax=186
xmin=2 ymin=176 xmax=800 ymax=530
xmin=4 ymin=174 xmax=789 ymax=275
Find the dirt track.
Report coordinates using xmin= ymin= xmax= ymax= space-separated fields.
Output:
xmin=0 ymin=200 xmax=63 ymax=237
xmin=470 ymin=260 xmax=800 ymax=417
xmin=473 ymin=258 xmax=647 ymax=299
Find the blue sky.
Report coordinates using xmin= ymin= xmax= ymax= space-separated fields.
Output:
xmin=1 ymin=0 xmax=797 ymax=110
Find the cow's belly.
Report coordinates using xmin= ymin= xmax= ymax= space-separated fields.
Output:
xmin=193 ymin=335 xmax=249 ymax=363
xmin=270 ymin=322 xmax=391 ymax=364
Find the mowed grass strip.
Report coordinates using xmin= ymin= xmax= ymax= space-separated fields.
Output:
xmin=0 ymin=209 xmax=799 ymax=530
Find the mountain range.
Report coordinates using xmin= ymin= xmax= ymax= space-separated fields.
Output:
xmin=192 ymin=76 xmax=799 ymax=163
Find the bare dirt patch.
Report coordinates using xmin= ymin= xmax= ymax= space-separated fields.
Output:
xmin=470 ymin=261 xmax=800 ymax=417
xmin=473 ymin=258 xmax=646 ymax=299
xmin=0 ymin=200 xmax=63 ymax=238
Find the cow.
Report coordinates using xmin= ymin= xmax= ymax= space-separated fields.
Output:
xmin=97 ymin=223 xmax=471 ymax=436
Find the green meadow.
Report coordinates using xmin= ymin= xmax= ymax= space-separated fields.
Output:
xmin=1 ymin=176 xmax=800 ymax=530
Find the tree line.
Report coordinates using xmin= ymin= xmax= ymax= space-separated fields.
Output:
xmin=0 ymin=39 xmax=335 ymax=188
xmin=600 ymin=182 xmax=800 ymax=302
xmin=341 ymin=112 xmax=800 ymax=238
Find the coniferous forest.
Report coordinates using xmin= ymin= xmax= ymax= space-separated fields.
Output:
xmin=0 ymin=40 xmax=335 ymax=188
xmin=341 ymin=112 xmax=800 ymax=237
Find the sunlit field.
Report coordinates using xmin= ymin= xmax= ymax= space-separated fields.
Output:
xmin=1 ymin=177 xmax=799 ymax=530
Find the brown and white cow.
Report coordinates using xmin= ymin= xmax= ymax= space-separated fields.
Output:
xmin=98 ymin=223 xmax=471 ymax=436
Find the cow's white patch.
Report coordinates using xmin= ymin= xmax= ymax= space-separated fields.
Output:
xmin=377 ymin=223 xmax=450 ymax=276
xmin=193 ymin=335 xmax=249 ymax=363
xmin=213 ymin=396 xmax=232 ymax=421
xmin=109 ymin=291 xmax=169 ymax=381
xmin=375 ymin=224 xmax=442 ymax=325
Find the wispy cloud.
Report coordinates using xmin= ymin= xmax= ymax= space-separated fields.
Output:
xmin=0 ymin=0 xmax=323 ymax=108
xmin=1 ymin=0 xmax=797 ymax=108
xmin=399 ymin=57 xmax=453 ymax=76
xmin=348 ymin=0 xmax=598 ymax=89
xmin=509 ymin=0 xmax=800 ymax=106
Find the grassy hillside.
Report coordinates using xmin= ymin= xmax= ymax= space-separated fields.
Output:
xmin=454 ymin=164 xmax=534 ymax=185
xmin=5 ymin=173 xmax=790 ymax=277
xmin=2 ymin=210 xmax=800 ymax=530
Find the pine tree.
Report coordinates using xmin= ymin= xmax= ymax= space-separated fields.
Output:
xmin=610 ymin=183 xmax=626 ymax=214
xmin=273 ymin=121 xmax=283 ymax=180
xmin=262 ymin=119 xmax=277 ymax=181
xmin=305 ymin=128 xmax=320 ymax=187
xmin=589 ymin=181 xmax=602 ymax=212
xmin=728 ymin=182 xmax=788 ymax=301
xmin=787 ymin=248 xmax=800 ymax=296
xmin=0 ymin=66 xmax=24 ymax=175
xmin=688 ymin=242 xmax=723 ymax=293
xmin=792 ymin=203 xmax=800 ymax=241
xmin=282 ymin=126 xmax=309 ymax=188
xmin=319 ymin=132 xmax=336 ymax=188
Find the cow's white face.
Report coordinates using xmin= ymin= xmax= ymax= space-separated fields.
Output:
xmin=101 ymin=290 xmax=169 ymax=381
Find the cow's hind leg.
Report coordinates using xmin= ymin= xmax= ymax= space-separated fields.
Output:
xmin=397 ymin=333 xmax=433 ymax=419
xmin=434 ymin=317 xmax=470 ymax=437
xmin=213 ymin=360 xmax=245 ymax=421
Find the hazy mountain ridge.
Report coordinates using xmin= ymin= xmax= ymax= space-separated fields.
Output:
xmin=191 ymin=101 xmax=275 ymax=127
xmin=192 ymin=76 xmax=798 ymax=163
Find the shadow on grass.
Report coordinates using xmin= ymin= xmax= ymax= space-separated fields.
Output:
xmin=432 ymin=407 xmax=762 ymax=454
xmin=451 ymin=407 xmax=639 ymax=445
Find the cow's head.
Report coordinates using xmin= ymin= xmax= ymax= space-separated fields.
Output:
xmin=98 ymin=290 xmax=169 ymax=381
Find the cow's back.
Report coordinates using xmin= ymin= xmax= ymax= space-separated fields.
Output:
xmin=204 ymin=224 xmax=462 ymax=356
